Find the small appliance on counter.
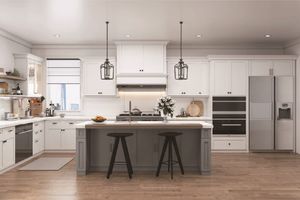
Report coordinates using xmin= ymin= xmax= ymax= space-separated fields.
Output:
xmin=4 ymin=112 xmax=17 ymax=121
xmin=46 ymin=101 xmax=56 ymax=117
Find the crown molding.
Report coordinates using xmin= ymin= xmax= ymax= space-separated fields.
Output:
xmin=284 ymin=37 xmax=300 ymax=49
xmin=31 ymin=44 xmax=116 ymax=49
xmin=0 ymin=28 xmax=32 ymax=48
xmin=167 ymin=43 xmax=284 ymax=50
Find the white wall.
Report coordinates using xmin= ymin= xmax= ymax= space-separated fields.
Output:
xmin=285 ymin=43 xmax=300 ymax=153
xmin=31 ymin=45 xmax=284 ymax=117
xmin=0 ymin=33 xmax=31 ymax=119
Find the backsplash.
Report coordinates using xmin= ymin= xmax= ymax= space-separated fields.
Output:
xmin=0 ymin=98 xmax=11 ymax=119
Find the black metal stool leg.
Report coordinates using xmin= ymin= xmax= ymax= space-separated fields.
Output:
xmin=156 ymin=137 xmax=168 ymax=177
xmin=121 ymin=137 xmax=133 ymax=179
xmin=172 ymin=137 xmax=184 ymax=175
xmin=169 ymin=138 xmax=173 ymax=179
xmin=168 ymin=137 xmax=171 ymax=172
xmin=107 ymin=137 xmax=119 ymax=179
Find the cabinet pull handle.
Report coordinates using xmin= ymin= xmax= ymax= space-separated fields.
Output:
xmin=198 ymin=92 xmax=202 ymax=94
xmin=52 ymin=122 xmax=57 ymax=125
xmin=61 ymin=129 xmax=65 ymax=131
xmin=228 ymin=142 xmax=231 ymax=146
xmin=98 ymin=92 xmax=103 ymax=94
xmin=69 ymin=122 xmax=74 ymax=125
xmin=3 ymin=140 xmax=7 ymax=143
xmin=8 ymin=130 xmax=13 ymax=132
xmin=221 ymin=124 xmax=242 ymax=127
xmin=34 ymin=123 xmax=38 ymax=126
xmin=35 ymin=131 xmax=39 ymax=134
xmin=40 ymin=130 xmax=42 ymax=133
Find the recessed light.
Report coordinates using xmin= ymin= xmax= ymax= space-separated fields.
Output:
xmin=265 ymin=34 xmax=271 ymax=38
xmin=196 ymin=34 xmax=202 ymax=38
xmin=125 ymin=34 xmax=131 ymax=38
xmin=53 ymin=34 xmax=61 ymax=38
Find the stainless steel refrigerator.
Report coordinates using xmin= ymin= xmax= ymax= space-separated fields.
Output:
xmin=249 ymin=76 xmax=295 ymax=151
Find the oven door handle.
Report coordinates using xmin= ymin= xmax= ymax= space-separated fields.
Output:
xmin=221 ymin=124 xmax=242 ymax=127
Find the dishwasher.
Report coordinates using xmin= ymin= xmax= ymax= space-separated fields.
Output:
xmin=15 ymin=123 xmax=33 ymax=163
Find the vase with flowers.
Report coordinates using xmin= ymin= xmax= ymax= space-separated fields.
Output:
xmin=157 ymin=96 xmax=175 ymax=122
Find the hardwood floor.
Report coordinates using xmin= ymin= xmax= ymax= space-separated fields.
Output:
xmin=1 ymin=153 xmax=300 ymax=200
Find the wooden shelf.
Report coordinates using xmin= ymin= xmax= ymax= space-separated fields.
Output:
xmin=0 ymin=75 xmax=26 ymax=81
xmin=0 ymin=94 xmax=41 ymax=98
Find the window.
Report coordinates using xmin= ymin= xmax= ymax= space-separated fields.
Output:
xmin=47 ymin=59 xmax=81 ymax=111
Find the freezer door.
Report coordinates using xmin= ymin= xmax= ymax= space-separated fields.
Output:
xmin=249 ymin=76 xmax=275 ymax=151
xmin=275 ymin=76 xmax=294 ymax=150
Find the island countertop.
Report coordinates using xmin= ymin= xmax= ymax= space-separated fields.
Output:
xmin=75 ymin=120 xmax=213 ymax=129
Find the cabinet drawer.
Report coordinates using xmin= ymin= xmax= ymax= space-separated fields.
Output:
xmin=33 ymin=121 xmax=44 ymax=131
xmin=61 ymin=121 xmax=81 ymax=129
xmin=46 ymin=121 xmax=61 ymax=129
xmin=213 ymin=138 xmax=246 ymax=150
xmin=1 ymin=127 xmax=15 ymax=141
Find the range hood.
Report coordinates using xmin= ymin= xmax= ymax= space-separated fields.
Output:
xmin=116 ymin=75 xmax=167 ymax=90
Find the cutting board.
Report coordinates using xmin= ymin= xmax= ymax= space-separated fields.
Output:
xmin=0 ymin=82 xmax=8 ymax=94
xmin=186 ymin=100 xmax=204 ymax=117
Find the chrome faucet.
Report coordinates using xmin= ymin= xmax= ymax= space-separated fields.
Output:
xmin=129 ymin=101 xmax=132 ymax=122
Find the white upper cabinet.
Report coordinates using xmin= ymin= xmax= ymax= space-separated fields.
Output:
xmin=116 ymin=42 xmax=167 ymax=75
xmin=250 ymin=60 xmax=295 ymax=76
xmin=83 ymin=58 xmax=116 ymax=96
xmin=14 ymin=54 xmax=43 ymax=96
xmin=167 ymin=59 xmax=210 ymax=96
xmin=212 ymin=60 xmax=248 ymax=96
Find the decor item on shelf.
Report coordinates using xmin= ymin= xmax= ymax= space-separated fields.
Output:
xmin=0 ymin=82 xmax=8 ymax=94
xmin=157 ymin=96 xmax=175 ymax=120
xmin=92 ymin=115 xmax=107 ymax=122
xmin=7 ymin=69 xmax=21 ymax=77
xmin=174 ymin=21 xmax=188 ymax=80
xmin=11 ymin=83 xmax=23 ymax=95
xmin=100 ymin=21 xmax=114 ymax=80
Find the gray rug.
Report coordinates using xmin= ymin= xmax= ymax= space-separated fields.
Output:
xmin=19 ymin=157 xmax=73 ymax=171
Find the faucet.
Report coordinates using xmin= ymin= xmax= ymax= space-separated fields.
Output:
xmin=129 ymin=101 xmax=132 ymax=122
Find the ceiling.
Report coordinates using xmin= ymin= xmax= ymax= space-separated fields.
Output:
xmin=0 ymin=0 xmax=300 ymax=46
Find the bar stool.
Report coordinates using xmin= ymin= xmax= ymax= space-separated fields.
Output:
xmin=156 ymin=132 xmax=184 ymax=179
xmin=106 ymin=133 xmax=133 ymax=179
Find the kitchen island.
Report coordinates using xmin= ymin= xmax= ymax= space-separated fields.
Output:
xmin=75 ymin=120 xmax=213 ymax=176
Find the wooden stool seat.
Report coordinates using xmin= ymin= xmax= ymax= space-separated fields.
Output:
xmin=106 ymin=133 xmax=133 ymax=179
xmin=156 ymin=132 xmax=184 ymax=179
xmin=108 ymin=133 xmax=133 ymax=137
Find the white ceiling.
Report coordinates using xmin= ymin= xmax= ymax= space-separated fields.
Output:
xmin=0 ymin=0 xmax=300 ymax=46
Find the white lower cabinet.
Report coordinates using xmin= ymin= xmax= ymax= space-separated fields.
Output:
xmin=212 ymin=136 xmax=247 ymax=151
xmin=33 ymin=121 xmax=45 ymax=155
xmin=45 ymin=121 xmax=81 ymax=151
xmin=0 ymin=127 xmax=15 ymax=170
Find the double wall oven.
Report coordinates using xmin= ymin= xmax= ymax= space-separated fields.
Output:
xmin=212 ymin=97 xmax=246 ymax=135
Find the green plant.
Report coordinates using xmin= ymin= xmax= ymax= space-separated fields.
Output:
xmin=157 ymin=96 xmax=175 ymax=117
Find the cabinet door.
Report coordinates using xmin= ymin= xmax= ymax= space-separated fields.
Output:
xmin=83 ymin=61 xmax=116 ymax=95
xmin=231 ymin=61 xmax=248 ymax=96
xmin=188 ymin=61 xmax=210 ymax=95
xmin=0 ymin=142 xmax=3 ymax=170
xmin=167 ymin=61 xmax=186 ymax=95
xmin=33 ymin=136 xmax=40 ymax=155
xmin=213 ymin=61 xmax=231 ymax=95
xmin=61 ymin=129 xmax=76 ymax=150
xmin=250 ymin=60 xmax=273 ymax=76
xmin=3 ymin=138 xmax=15 ymax=168
xmin=136 ymin=131 xmax=159 ymax=167
xmin=273 ymin=60 xmax=295 ymax=76
xmin=117 ymin=45 xmax=143 ymax=74
xmin=143 ymin=45 xmax=165 ymax=74
xmin=45 ymin=129 xmax=61 ymax=150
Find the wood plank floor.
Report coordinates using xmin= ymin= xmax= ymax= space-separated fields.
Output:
xmin=1 ymin=153 xmax=300 ymax=200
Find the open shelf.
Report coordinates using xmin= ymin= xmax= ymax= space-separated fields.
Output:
xmin=0 ymin=94 xmax=41 ymax=98
xmin=0 ymin=75 xmax=26 ymax=81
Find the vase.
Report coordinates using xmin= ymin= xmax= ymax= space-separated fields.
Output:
xmin=163 ymin=114 xmax=168 ymax=122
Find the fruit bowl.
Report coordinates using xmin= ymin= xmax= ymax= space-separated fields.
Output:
xmin=91 ymin=116 xmax=107 ymax=122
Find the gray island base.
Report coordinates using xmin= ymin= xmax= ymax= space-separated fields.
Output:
xmin=75 ymin=121 xmax=212 ymax=176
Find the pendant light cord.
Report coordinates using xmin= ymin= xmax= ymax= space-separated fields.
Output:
xmin=106 ymin=21 xmax=109 ymax=60
xmin=180 ymin=21 xmax=183 ymax=60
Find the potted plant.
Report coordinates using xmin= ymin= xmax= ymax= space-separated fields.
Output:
xmin=157 ymin=96 xmax=175 ymax=121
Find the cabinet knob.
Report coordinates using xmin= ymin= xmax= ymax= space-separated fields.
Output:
xmin=227 ymin=92 xmax=232 ymax=94
xmin=40 ymin=130 xmax=42 ymax=133
xmin=198 ymin=92 xmax=202 ymax=94
xmin=35 ymin=140 xmax=39 ymax=143
xmin=35 ymin=131 xmax=39 ymax=135
xmin=228 ymin=143 xmax=231 ymax=146
xmin=98 ymin=92 xmax=103 ymax=94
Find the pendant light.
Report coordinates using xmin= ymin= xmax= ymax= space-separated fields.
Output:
xmin=174 ymin=21 xmax=188 ymax=80
xmin=100 ymin=21 xmax=114 ymax=80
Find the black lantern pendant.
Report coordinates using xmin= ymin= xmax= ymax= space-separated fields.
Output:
xmin=100 ymin=21 xmax=114 ymax=80
xmin=174 ymin=21 xmax=188 ymax=80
